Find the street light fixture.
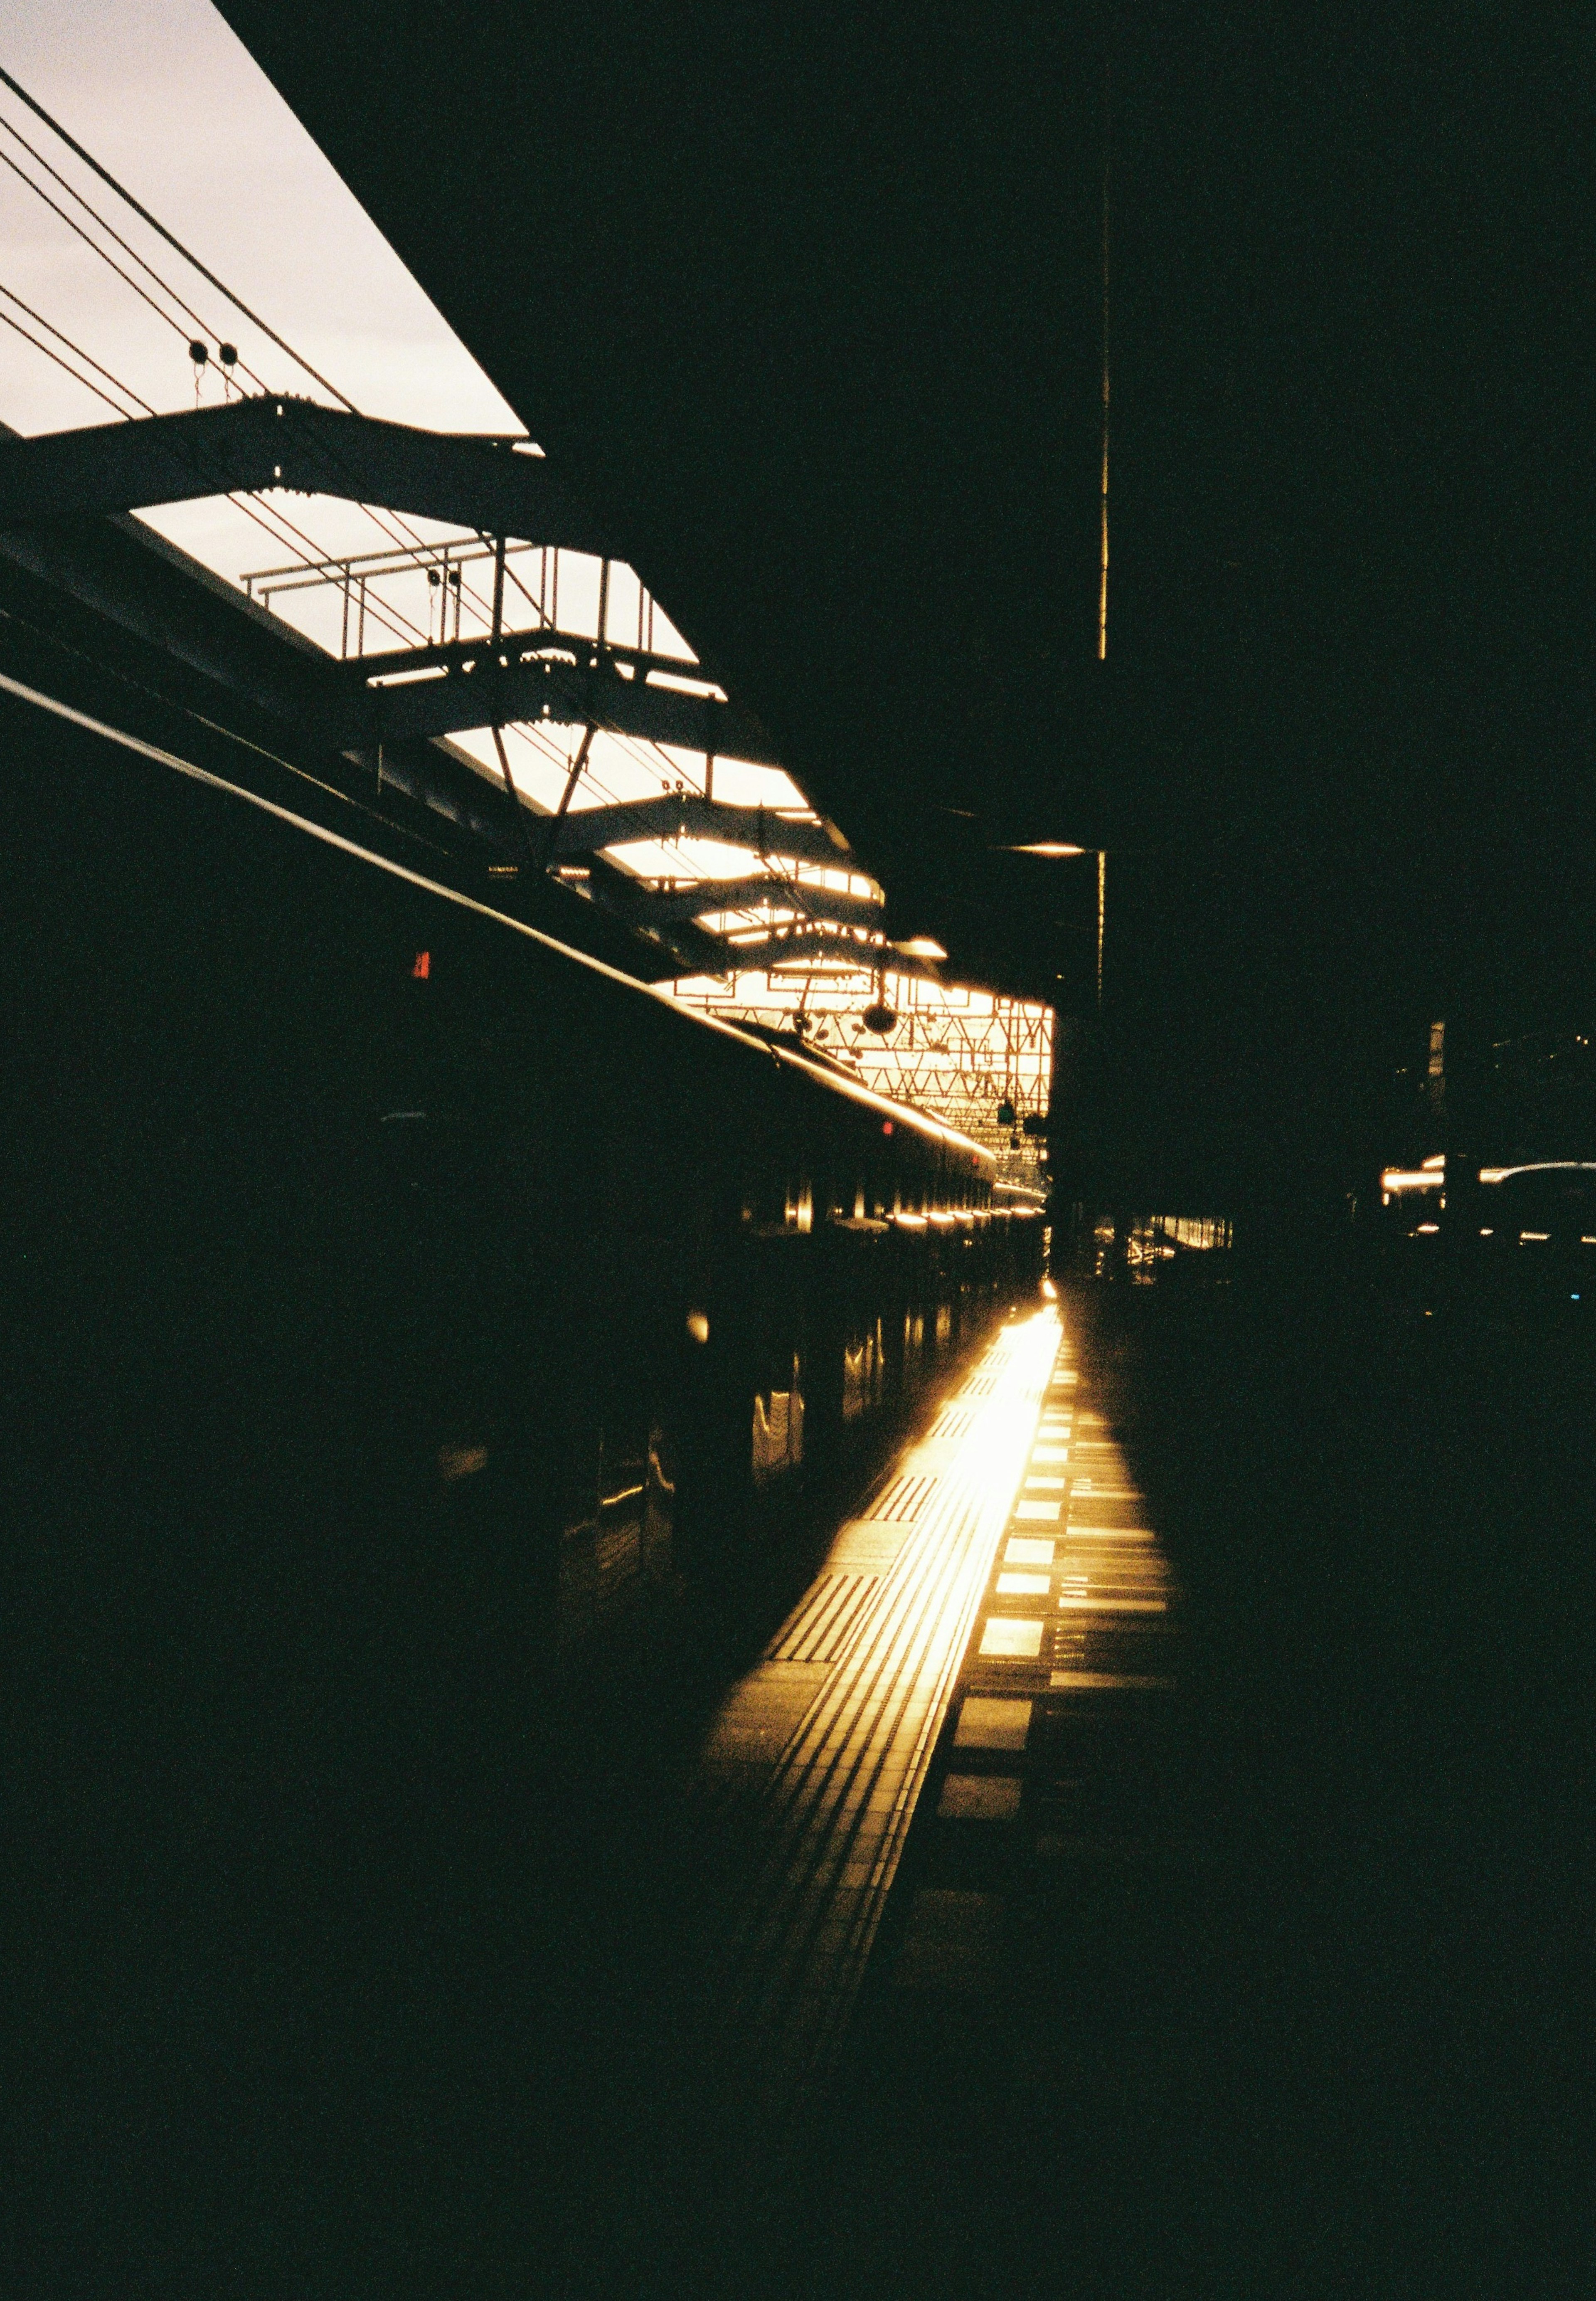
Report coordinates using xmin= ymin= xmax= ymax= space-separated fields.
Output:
xmin=994 ymin=843 xmax=1108 ymax=1011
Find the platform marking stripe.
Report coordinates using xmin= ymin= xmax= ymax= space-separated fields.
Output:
xmin=733 ymin=1369 xmax=1030 ymax=1985
xmin=864 ymin=1470 xmax=939 ymax=1524
xmin=717 ymin=1312 xmax=1062 ymax=2109
xmin=766 ymin=1573 xmax=882 ymax=1664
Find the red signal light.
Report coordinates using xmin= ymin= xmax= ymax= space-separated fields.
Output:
xmin=412 ymin=951 xmax=431 ymax=979
xmin=882 ymin=1120 xmax=893 ymax=1136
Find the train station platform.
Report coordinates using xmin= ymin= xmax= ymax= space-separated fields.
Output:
xmin=578 ymin=1289 xmax=1190 ymax=2296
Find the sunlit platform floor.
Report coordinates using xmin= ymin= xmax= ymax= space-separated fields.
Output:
xmin=687 ymin=1301 xmax=1088 ymax=2123
xmin=584 ymin=1295 xmax=1193 ymax=2298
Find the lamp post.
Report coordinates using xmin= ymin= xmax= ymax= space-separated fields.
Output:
xmin=1002 ymin=842 xmax=1107 ymax=1011
xmin=990 ymin=839 xmax=1113 ymax=1270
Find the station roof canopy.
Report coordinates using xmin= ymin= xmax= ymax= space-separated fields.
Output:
xmin=0 ymin=13 xmax=980 ymax=989
xmin=0 ymin=385 xmax=927 ymax=979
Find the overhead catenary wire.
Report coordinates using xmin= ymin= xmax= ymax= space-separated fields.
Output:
xmin=0 ymin=144 xmax=219 ymax=364
xmin=0 ymin=287 xmax=422 ymax=651
xmin=0 ymin=63 xmax=360 ymax=413
xmin=0 ymin=74 xmax=727 ymax=815
xmin=0 ymin=111 xmax=274 ymax=399
xmin=0 ymin=72 xmax=831 ymax=940
xmin=0 ymin=107 xmax=440 ymax=623
xmin=0 ymin=107 xmax=744 ymax=809
xmin=0 ymin=87 xmax=460 ymax=621
xmin=0 ymin=285 xmax=151 ymax=417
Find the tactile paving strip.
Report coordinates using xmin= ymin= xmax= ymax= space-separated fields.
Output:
xmin=711 ymin=1309 xmax=1063 ymax=2117
xmin=766 ymin=1572 xmax=882 ymax=1665
xmin=862 ymin=1470 xmax=939 ymax=1524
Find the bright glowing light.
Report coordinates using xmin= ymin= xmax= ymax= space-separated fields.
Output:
xmin=1381 ymin=1169 xmax=1444 ymax=1193
xmin=1478 ymin=1162 xmax=1596 ymax=1184
xmin=661 ymin=966 xmax=1053 ymax=1178
xmin=1008 ymin=842 xmax=1086 ymax=858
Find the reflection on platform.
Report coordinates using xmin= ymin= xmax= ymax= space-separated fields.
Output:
xmin=695 ymin=1305 xmax=1064 ymax=2114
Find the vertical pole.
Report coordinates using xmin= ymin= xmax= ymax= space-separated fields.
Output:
xmin=491 ymin=535 xmax=506 ymax=645
xmin=1096 ymin=849 xmax=1106 ymax=1010
xmin=597 ymin=557 xmax=611 ymax=651
xmin=542 ymin=723 xmax=596 ymax=871
xmin=1097 ymin=58 xmax=1111 ymax=662
xmin=492 ymin=723 xmax=536 ymax=874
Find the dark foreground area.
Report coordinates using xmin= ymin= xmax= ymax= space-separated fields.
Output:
xmin=801 ymin=1267 xmax=1596 ymax=2300
xmin=10 ymin=1258 xmax=1595 ymax=2299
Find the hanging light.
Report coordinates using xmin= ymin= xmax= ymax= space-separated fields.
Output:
xmin=860 ymin=965 xmax=897 ymax=1035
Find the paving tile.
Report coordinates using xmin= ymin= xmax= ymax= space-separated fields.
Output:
xmin=699 ymin=1663 xmax=832 ymax=1771
xmin=1004 ymin=1537 xmax=1055 ymax=1565
xmin=825 ymin=1517 xmax=921 ymax=1571
xmin=938 ymin=1773 xmax=1023 ymax=1821
xmin=952 ymin=1696 xmax=1033 ymax=1751
xmin=980 ymin=1617 xmax=1044 ymax=1658
xmin=1015 ymin=1499 xmax=1062 ymax=1522
xmin=996 ymin=1571 xmax=1050 ymax=1596
xmin=1058 ymin=1596 xmax=1168 ymax=1613
xmin=1049 ymin=1669 xmax=1175 ymax=1691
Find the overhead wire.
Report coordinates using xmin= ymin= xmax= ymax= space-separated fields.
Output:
xmin=0 ymin=63 xmax=359 ymax=413
xmin=0 ymin=94 xmax=522 ymax=621
xmin=0 ymin=69 xmax=828 ymax=950
xmin=0 ymin=74 xmax=723 ymax=826
xmin=0 ymin=284 xmax=150 ymax=417
xmin=0 ymin=301 xmax=420 ymax=651
xmin=0 ymin=143 xmax=217 ymax=360
xmin=0 ymin=256 xmax=438 ymax=640
xmin=0 ymin=112 xmax=274 ymax=397
xmin=0 ymin=77 xmax=441 ymax=631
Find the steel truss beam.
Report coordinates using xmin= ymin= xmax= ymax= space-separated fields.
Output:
xmin=0 ymin=403 xmax=899 ymax=982
xmin=632 ymin=875 xmax=882 ymax=927
xmin=717 ymin=917 xmax=924 ymax=968
xmin=550 ymin=794 xmax=850 ymax=866
xmin=348 ymin=643 xmax=775 ymax=759
xmin=0 ymin=396 xmax=616 ymax=554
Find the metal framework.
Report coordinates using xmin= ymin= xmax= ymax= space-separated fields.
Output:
xmin=239 ymin=528 xmax=781 ymax=761
xmin=0 ymin=395 xmax=611 ymax=550
xmin=660 ymin=964 xmax=1054 ymax=1182
xmin=0 ymin=397 xmax=964 ymax=993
